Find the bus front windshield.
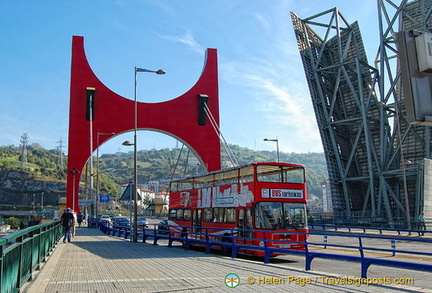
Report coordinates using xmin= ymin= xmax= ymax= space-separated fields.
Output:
xmin=255 ymin=202 xmax=307 ymax=230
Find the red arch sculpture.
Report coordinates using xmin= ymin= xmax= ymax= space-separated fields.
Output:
xmin=67 ymin=36 xmax=221 ymax=213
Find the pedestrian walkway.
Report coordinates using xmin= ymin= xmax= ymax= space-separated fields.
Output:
xmin=23 ymin=228 xmax=429 ymax=293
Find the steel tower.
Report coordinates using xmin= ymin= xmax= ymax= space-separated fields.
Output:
xmin=292 ymin=0 xmax=432 ymax=225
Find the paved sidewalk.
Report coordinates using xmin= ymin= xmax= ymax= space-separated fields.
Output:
xmin=23 ymin=228 xmax=429 ymax=293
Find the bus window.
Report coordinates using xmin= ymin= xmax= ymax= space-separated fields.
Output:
xmin=282 ymin=203 xmax=307 ymax=229
xmin=214 ymin=208 xmax=223 ymax=223
xmin=283 ymin=167 xmax=305 ymax=184
xmin=240 ymin=165 xmax=254 ymax=183
xmin=194 ymin=174 xmax=213 ymax=189
xmin=226 ymin=208 xmax=236 ymax=223
xmin=257 ymin=165 xmax=305 ymax=184
xmin=255 ymin=202 xmax=283 ymax=229
xmin=257 ymin=165 xmax=282 ymax=182
xmin=183 ymin=209 xmax=191 ymax=221
xmin=255 ymin=202 xmax=307 ymax=230
xmin=203 ymin=208 xmax=213 ymax=222
xmin=170 ymin=182 xmax=178 ymax=192
xmin=169 ymin=209 xmax=177 ymax=220
xmin=177 ymin=209 xmax=184 ymax=221
xmin=222 ymin=169 xmax=238 ymax=185
xmin=179 ymin=180 xmax=193 ymax=191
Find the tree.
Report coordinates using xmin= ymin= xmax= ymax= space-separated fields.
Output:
xmin=6 ymin=217 xmax=21 ymax=229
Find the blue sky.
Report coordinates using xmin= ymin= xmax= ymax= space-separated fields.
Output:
xmin=0 ymin=0 xmax=378 ymax=156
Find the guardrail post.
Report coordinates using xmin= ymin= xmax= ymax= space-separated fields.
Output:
xmin=263 ymin=232 xmax=271 ymax=264
xmin=204 ymin=228 xmax=211 ymax=254
xmin=391 ymin=239 xmax=396 ymax=256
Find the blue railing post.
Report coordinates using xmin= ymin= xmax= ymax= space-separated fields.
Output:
xmin=205 ymin=228 xmax=211 ymax=254
xmin=391 ymin=239 xmax=396 ymax=256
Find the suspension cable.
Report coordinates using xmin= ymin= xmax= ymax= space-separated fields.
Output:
xmin=204 ymin=103 xmax=239 ymax=167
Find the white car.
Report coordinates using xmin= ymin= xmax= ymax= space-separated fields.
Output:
xmin=137 ymin=217 xmax=148 ymax=228
xmin=99 ymin=215 xmax=112 ymax=224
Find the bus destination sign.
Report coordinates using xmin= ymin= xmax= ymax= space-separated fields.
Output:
xmin=262 ymin=188 xmax=304 ymax=199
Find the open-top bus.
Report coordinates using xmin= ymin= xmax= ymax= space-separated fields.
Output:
xmin=167 ymin=162 xmax=308 ymax=255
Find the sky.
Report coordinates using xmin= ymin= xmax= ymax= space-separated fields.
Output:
xmin=0 ymin=0 xmax=379 ymax=156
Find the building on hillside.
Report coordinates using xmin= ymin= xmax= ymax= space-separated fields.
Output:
xmin=321 ymin=180 xmax=333 ymax=216
xmin=119 ymin=184 xmax=155 ymax=211
xmin=145 ymin=192 xmax=169 ymax=216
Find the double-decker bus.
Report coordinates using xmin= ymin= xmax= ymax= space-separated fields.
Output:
xmin=167 ymin=162 xmax=308 ymax=255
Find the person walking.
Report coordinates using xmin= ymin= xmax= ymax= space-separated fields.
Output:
xmin=419 ymin=212 xmax=427 ymax=236
xmin=71 ymin=210 xmax=77 ymax=237
xmin=61 ymin=208 xmax=75 ymax=243
xmin=77 ymin=213 xmax=83 ymax=227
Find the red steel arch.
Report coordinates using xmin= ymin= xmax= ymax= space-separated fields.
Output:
xmin=67 ymin=36 xmax=221 ymax=212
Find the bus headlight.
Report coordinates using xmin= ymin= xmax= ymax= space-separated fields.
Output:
xmin=259 ymin=241 xmax=265 ymax=247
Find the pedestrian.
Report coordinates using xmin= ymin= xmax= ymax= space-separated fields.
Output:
xmin=61 ymin=208 xmax=75 ymax=243
xmin=71 ymin=211 xmax=77 ymax=237
xmin=77 ymin=213 xmax=83 ymax=227
xmin=419 ymin=212 xmax=427 ymax=235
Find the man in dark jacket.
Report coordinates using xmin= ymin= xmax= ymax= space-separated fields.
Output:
xmin=61 ymin=208 xmax=75 ymax=243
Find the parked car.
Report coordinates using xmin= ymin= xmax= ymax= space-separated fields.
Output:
xmin=158 ymin=219 xmax=170 ymax=234
xmin=112 ymin=217 xmax=131 ymax=229
xmin=99 ymin=214 xmax=112 ymax=225
xmin=137 ymin=217 xmax=148 ymax=228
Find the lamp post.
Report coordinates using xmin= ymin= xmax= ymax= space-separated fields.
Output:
xmin=69 ymin=167 xmax=80 ymax=211
xmin=96 ymin=132 xmax=115 ymax=215
xmin=263 ymin=138 xmax=280 ymax=162
xmin=127 ymin=67 xmax=165 ymax=242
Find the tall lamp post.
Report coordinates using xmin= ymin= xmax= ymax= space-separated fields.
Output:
xmin=69 ymin=167 xmax=80 ymax=210
xmin=263 ymin=138 xmax=280 ymax=162
xmin=96 ymin=132 xmax=115 ymax=215
xmin=126 ymin=67 xmax=165 ymax=242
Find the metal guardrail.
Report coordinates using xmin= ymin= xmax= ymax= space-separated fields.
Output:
xmin=308 ymin=216 xmax=429 ymax=230
xmin=0 ymin=221 xmax=62 ymax=293
xmin=99 ymin=223 xmax=432 ymax=278
xmin=308 ymin=223 xmax=430 ymax=236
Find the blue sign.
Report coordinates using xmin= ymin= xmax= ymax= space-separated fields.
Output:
xmin=99 ymin=194 xmax=110 ymax=203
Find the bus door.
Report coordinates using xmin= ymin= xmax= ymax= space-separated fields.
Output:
xmin=238 ymin=208 xmax=252 ymax=244
xmin=238 ymin=209 xmax=246 ymax=244
xmin=193 ymin=209 xmax=202 ymax=235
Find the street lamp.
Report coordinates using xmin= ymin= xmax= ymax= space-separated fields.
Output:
xmin=129 ymin=67 xmax=165 ymax=242
xmin=69 ymin=167 xmax=80 ymax=212
xmin=96 ymin=132 xmax=115 ymax=215
xmin=263 ymin=138 xmax=280 ymax=162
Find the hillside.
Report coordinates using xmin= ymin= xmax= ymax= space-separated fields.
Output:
xmin=0 ymin=143 xmax=328 ymax=207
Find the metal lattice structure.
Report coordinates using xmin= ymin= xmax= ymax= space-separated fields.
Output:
xmin=292 ymin=0 xmax=432 ymax=224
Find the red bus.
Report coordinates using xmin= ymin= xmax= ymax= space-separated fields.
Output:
xmin=167 ymin=162 xmax=308 ymax=255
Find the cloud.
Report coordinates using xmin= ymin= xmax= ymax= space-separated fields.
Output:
xmin=159 ymin=30 xmax=204 ymax=54
xmin=220 ymin=55 xmax=322 ymax=153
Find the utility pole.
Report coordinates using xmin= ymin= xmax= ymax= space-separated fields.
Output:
xmin=56 ymin=137 xmax=65 ymax=168
xmin=20 ymin=133 xmax=29 ymax=167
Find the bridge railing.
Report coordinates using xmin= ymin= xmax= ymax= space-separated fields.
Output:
xmin=98 ymin=222 xmax=432 ymax=278
xmin=308 ymin=216 xmax=429 ymax=230
xmin=308 ymin=223 xmax=430 ymax=236
xmin=0 ymin=220 xmax=62 ymax=293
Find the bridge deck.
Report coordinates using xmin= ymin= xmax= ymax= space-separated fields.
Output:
xmin=23 ymin=227 xmax=427 ymax=292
